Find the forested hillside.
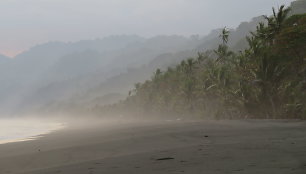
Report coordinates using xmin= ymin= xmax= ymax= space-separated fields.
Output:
xmin=102 ymin=5 xmax=306 ymax=119
xmin=0 ymin=0 xmax=305 ymax=117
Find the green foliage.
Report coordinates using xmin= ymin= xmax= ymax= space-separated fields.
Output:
xmin=220 ymin=27 xmax=230 ymax=44
xmin=103 ymin=7 xmax=306 ymax=119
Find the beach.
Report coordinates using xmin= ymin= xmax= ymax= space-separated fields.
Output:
xmin=0 ymin=119 xmax=305 ymax=174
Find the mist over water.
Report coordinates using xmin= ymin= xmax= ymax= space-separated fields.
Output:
xmin=0 ymin=118 xmax=65 ymax=144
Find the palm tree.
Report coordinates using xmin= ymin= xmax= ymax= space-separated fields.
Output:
xmin=263 ymin=5 xmax=291 ymax=42
xmin=214 ymin=45 xmax=234 ymax=63
xmin=219 ymin=27 xmax=230 ymax=44
xmin=186 ymin=58 xmax=195 ymax=74
xmin=153 ymin=69 xmax=162 ymax=80
xmin=272 ymin=5 xmax=291 ymax=33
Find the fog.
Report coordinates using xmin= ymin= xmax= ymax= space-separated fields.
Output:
xmin=0 ymin=0 xmax=293 ymax=57
xmin=0 ymin=1 xmax=305 ymax=173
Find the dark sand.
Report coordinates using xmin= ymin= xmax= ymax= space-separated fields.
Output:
xmin=0 ymin=119 xmax=306 ymax=174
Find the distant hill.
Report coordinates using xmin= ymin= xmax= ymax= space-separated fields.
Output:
xmin=0 ymin=35 xmax=203 ymax=115
xmin=291 ymin=0 xmax=306 ymax=15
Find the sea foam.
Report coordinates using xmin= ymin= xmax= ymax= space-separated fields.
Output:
xmin=0 ymin=118 xmax=64 ymax=144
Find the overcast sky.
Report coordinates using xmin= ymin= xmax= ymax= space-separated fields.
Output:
xmin=0 ymin=0 xmax=293 ymax=57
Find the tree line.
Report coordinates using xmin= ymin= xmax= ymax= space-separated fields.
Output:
xmin=100 ymin=6 xmax=306 ymax=119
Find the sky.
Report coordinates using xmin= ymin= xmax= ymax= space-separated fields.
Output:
xmin=0 ymin=0 xmax=294 ymax=57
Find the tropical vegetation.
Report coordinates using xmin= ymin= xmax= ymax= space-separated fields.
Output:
xmin=101 ymin=6 xmax=306 ymax=119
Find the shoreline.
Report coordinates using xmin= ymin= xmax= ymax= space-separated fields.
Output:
xmin=0 ymin=119 xmax=305 ymax=174
xmin=0 ymin=118 xmax=66 ymax=145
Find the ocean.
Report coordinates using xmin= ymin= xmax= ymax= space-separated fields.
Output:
xmin=0 ymin=118 xmax=64 ymax=144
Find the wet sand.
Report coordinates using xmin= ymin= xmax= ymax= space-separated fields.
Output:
xmin=0 ymin=119 xmax=305 ymax=174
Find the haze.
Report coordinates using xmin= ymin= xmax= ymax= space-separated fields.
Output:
xmin=0 ymin=0 xmax=306 ymax=173
xmin=1 ymin=0 xmax=292 ymax=57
